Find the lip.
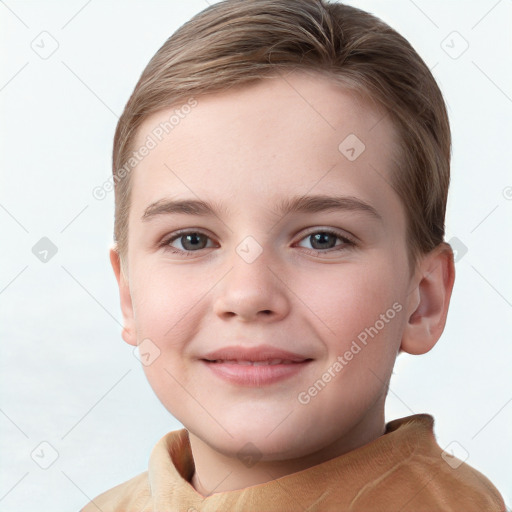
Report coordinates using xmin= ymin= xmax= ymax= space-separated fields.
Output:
xmin=200 ymin=344 xmax=313 ymax=387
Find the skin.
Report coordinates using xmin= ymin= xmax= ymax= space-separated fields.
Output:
xmin=110 ymin=70 xmax=455 ymax=497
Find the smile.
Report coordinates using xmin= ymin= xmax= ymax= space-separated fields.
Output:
xmin=207 ymin=359 xmax=302 ymax=365
xmin=199 ymin=344 xmax=314 ymax=386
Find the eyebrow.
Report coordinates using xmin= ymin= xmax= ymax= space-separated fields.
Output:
xmin=141 ymin=194 xmax=383 ymax=222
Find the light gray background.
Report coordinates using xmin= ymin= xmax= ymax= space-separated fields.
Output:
xmin=1 ymin=1 xmax=511 ymax=510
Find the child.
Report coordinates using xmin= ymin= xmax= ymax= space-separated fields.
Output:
xmin=82 ymin=0 xmax=506 ymax=510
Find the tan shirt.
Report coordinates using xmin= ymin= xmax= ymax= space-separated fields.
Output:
xmin=81 ymin=414 xmax=506 ymax=511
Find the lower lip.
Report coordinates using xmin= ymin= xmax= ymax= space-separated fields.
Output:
xmin=202 ymin=360 xmax=311 ymax=386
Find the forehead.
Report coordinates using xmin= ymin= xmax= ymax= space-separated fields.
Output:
xmin=129 ymin=70 xmax=404 ymax=229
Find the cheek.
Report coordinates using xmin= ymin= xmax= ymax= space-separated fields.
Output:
xmin=131 ymin=262 xmax=204 ymax=341
xmin=302 ymin=258 xmax=403 ymax=342
xmin=130 ymin=265 xmax=202 ymax=415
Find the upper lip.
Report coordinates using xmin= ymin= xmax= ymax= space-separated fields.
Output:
xmin=200 ymin=344 xmax=312 ymax=362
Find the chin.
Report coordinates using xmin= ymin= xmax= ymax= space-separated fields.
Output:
xmin=192 ymin=417 xmax=323 ymax=461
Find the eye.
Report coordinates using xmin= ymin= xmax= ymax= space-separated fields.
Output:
xmin=162 ymin=230 xmax=217 ymax=256
xmin=160 ymin=228 xmax=356 ymax=258
xmin=296 ymin=229 xmax=356 ymax=255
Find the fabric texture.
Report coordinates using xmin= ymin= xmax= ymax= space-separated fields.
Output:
xmin=81 ymin=414 xmax=506 ymax=511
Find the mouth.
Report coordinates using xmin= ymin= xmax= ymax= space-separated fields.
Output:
xmin=204 ymin=358 xmax=306 ymax=365
xmin=199 ymin=345 xmax=313 ymax=386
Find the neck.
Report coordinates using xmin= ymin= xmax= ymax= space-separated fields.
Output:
xmin=188 ymin=405 xmax=386 ymax=497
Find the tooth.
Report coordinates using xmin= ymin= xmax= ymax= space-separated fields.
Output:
xmin=237 ymin=360 xmax=252 ymax=365
xmin=268 ymin=359 xmax=283 ymax=365
xmin=252 ymin=361 xmax=269 ymax=366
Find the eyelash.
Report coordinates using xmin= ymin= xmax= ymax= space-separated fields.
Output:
xmin=159 ymin=228 xmax=357 ymax=258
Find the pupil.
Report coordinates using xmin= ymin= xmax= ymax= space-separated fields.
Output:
xmin=312 ymin=233 xmax=335 ymax=249
xmin=183 ymin=233 xmax=206 ymax=250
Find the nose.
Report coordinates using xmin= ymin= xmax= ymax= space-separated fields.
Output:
xmin=213 ymin=247 xmax=291 ymax=323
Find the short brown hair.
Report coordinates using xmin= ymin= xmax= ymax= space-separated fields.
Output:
xmin=112 ymin=0 xmax=451 ymax=277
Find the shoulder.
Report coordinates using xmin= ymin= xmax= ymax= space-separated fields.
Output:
xmin=407 ymin=427 xmax=505 ymax=510
xmin=427 ymin=456 xmax=506 ymax=511
xmin=381 ymin=415 xmax=506 ymax=511
xmin=80 ymin=471 xmax=151 ymax=512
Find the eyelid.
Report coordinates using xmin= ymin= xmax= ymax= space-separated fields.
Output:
xmin=161 ymin=228 xmax=217 ymax=248
xmin=295 ymin=226 xmax=358 ymax=245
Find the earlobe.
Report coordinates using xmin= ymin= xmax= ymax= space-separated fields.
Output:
xmin=401 ymin=243 xmax=455 ymax=355
xmin=109 ymin=245 xmax=137 ymax=347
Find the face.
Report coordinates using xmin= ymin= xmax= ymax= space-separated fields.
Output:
xmin=119 ymin=70 xmax=417 ymax=462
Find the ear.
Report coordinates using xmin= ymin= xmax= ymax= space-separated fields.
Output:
xmin=401 ymin=242 xmax=455 ymax=355
xmin=110 ymin=245 xmax=137 ymax=346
